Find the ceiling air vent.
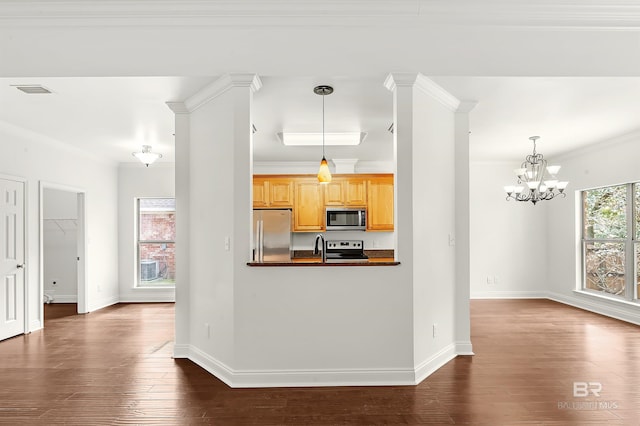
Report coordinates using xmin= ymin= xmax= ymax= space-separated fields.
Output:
xmin=13 ymin=85 xmax=53 ymax=94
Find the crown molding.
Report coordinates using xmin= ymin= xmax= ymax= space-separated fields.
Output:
xmin=553 ymin=128 xmax=640 ymax=162
xmin=253 ymin=160 xmax=393 ymax=174
xmin=0 ymin=120 xmax=116 ymax=167
xmin=166 ymin=102 xmax=189 ymax=114
xmin=414 ymin=74 xmax=461 ymax=112
xmin=385 ymin=73 xmax=461 ymax=112
xmin=184 ymin=73 xmax=262 ymax=113
xmin=384 ymin=73 xmax=418 ymax=91
xmin=2 ymin=1 xmax=640 ymax=29
xmin=456 ymin=100 xmax=478 ymax=114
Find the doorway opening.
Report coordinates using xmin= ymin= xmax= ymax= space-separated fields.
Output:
xmin=39 ymin=182 xmax=87 ymax=322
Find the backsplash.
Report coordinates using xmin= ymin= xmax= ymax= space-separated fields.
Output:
xmin=292 ymin=231 xmax=394 ymax=250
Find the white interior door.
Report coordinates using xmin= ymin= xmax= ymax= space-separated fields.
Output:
xmin=0 ymin=178 xmax=25 ymax=341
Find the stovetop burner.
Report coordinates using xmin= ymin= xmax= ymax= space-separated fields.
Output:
xmin=325 ymin=240 xmax=368 ymax=262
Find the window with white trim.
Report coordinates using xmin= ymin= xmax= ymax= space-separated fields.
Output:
xmin=136 ymin=198 xmax=175 ymax=287
xmin=582 ymin=184 xmax=638 ymax=300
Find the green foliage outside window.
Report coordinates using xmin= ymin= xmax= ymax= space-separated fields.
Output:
xmin=583 ymin=185 xmax=627 ymax=296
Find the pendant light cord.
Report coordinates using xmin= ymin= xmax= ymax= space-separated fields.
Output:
xmin=322 ymin=92 xmax=326 ymax=159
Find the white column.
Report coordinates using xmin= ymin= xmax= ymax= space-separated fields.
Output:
xmin=166 ymin=102 xmax=191 ymax=356
xmin=386 ymin=73 xmax=468 ymax=383
xmin=167 ymin=74 xmax=261 ymax=370
xmin=454 ymin=101 xmax=477 ymax=355
xmin=384 ymin=73 xmax=417 ymax=265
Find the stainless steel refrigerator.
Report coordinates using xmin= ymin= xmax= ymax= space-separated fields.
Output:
xmin=253 ymin=209 xmax=292 ymax=262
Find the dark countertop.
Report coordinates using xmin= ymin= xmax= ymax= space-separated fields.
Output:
xmin=247 ymin=251 xmax=400 ymax=267
xmin=247 ymin=259 xmax=400 ymax=267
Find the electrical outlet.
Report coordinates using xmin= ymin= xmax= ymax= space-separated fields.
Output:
xmin=205 ymin=323 xmax=210 ymax=338
xmin=494 ymin=276 xmax=499 ymax=285
xmin=448 ymin=234 xmax=455 ymax=246
xmin=432 ymin=323 xmax=438 ymax=338
xmin=486 ymin=276 xmax=492 ymax=285
xmin=224 ymin=237 xmax=230 ymax=251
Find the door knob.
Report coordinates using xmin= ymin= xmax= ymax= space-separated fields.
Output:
xmin=17 ymin=264 xmax=24 ymax=269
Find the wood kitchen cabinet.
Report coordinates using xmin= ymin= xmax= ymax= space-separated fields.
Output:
xmin=252 ymin=177 xmax=269 ymax=207
xmin=344 ymin=178 xmax=367 ymax=206
xmin=294 ymin=179 xmax=324 ymax=232
xmin=366 ymin=175 xmax=394 ymax=231
xmin=323 ymin=177 xmax=367 ymax=206
xmin=252 ymin=176 xmax=293 ymax=208
xmin=253 ymin=173 xmax=393 ymax=232
xmin=323 ymin=180 xmax=344 ymax=206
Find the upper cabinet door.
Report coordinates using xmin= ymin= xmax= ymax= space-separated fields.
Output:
xmin=253 ymin=177 xmax=269 ymax=208
xmin=294 ymin=179 xmax=324 ymax=232
xmin=268 ymin=179 xmax=294 ymax=207
xmin=323 ymin=179 xmax=344 ymax=206
xmin=344 ymin=178 xmax=367 ymax=206
xmin=367 ymin=175 xmax=394 ymax=231
xmin=252 ymin=176 xmax=293 ymax=208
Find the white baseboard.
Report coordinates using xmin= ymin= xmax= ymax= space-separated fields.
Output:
xmin=471 ymin=291 xmax=547 ymax=299
xmin=455 ymin=340 xmax=474 ymax=356
xmin=548 ymin=291 xmax=640 ymax=326
xmin=89 ymin=295 xmax=119 ymax=312
xmin=29 ymin=319 xmax=42 ymax=333
xmin=471 ymin=290 xmax=640 ymax=327
xmin=173 ymin=343 xmax=191 ymax=359
xmin=414 ymin=343 xmax=457 ymax=385
xmin=181 ymin=344 xmax=420 ymax=388
xmin=188 ymin=345 xmax=235 ymax=387
xmin=119 ymin=292 xmax=175 ymax=303
xmin=50 ymin=294 xmax=77 ymax=303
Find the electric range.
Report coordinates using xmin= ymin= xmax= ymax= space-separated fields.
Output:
xmin=325 ymin=240 xmax=369 ymax=263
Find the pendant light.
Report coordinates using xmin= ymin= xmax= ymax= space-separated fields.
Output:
xmin=132 ymin=145 xmax=162 ymax=167
xmin=314 ymin=85 xmax=333 ymax=184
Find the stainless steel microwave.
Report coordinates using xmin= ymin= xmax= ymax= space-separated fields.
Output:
xmin=325 ymin=207 xmax=366 ymax=231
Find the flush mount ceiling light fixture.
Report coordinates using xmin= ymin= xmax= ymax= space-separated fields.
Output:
xmin=132 ymin=145 xmax=162 ymax=167
xmin=504 ymin=136 xmax=569 ymax=205
xmin=278 ymin=131 xmax=366 ymax=146
xmin=314 ymin=85 xmax=333 ymax=184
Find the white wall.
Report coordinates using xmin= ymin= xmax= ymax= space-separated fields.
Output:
xmin=118 ymin=163 xmax=175 ymax=302
xmin=546 ymin=132 xmax=640 ymax=324
xmin=43 ymin=188 xmax=78 ymax=302
xmin=0 ymin=121 xmax=119 ymax=330
xmin=174 ymin=74 xmax=417 ymax=387
xmin=469 ymin=162 xmax=548 ymax=298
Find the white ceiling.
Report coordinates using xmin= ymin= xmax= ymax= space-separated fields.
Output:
xmin=2 ymin=1 xmax=640 ymax=165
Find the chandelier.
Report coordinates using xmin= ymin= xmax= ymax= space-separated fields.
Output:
xmin=132 ymin=145 xmax=162 ymax=167
xmin=504 ymin=136 xmax=568 ymax=205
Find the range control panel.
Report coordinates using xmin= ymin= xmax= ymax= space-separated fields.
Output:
xmin=326 ymin=240 xmax=363 ymax=250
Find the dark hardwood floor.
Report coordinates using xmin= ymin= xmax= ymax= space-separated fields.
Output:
xmin=0 ymin=300 xmax=638 ymax=425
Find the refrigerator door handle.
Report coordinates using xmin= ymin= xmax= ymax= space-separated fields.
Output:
xmin=258 ymin=219 xmax=264 ymax=262
xmin=254 ymin=218 xmax=259 ymax=261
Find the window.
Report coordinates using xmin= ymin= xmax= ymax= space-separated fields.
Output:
xmin=137 ymin=198 xmax=175 ymax=287
xmin=582 ymin=184 xmax=638 ymax=300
